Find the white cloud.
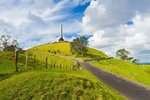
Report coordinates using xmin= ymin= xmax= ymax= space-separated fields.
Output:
xmin=82 ymin=0 xmax=150 ymax=62
xmin=0 ymin=0 xmax=83 ymax=49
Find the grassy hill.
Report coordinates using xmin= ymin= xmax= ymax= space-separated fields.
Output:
xmin=1 ymin=42 xmax=150 ymax=99
xmin=91 ymin=58 xmax=150 ymax=86
xmin=28 ymin=42 xmax=108 ymax=59
xmin=28 ymin=42 xmax=150 ymax=87
xmin=0 ymin=57 xmax=125 ymax=99
xmin=0 ymin=50 xmax=125 ymax=100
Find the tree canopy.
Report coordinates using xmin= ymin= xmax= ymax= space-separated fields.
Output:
xmin=0 ymin=35 xmax=21 ymax=52
xmin=70 ymin=36 xmax=88 ymax=56
xmin=116 ymin=48 xmax=140 ymax=64
xmin=116 ymin=48 xmax=130 ymax=60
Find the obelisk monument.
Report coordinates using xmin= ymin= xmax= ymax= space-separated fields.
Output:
xmin=59 ymin=24 xmax=64 ymax=42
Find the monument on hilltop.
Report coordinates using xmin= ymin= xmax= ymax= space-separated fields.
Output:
xmin=58 ymin=24 xmax=64 ymax=42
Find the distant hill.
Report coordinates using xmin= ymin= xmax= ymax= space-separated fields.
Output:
xmin=140 ymin=63 xmax=150 ymax=65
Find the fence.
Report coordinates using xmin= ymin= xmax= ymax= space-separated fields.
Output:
xmin=14 ymin=51 xmax=79 ymax=72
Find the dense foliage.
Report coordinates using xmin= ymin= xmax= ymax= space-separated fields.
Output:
xmin=116 ymin=48 xmax=140 ymax=64
xmin=0 ymin=35 xmax=23 ymax=52
xmin=70 ymin=36 xmax=88 ymax=56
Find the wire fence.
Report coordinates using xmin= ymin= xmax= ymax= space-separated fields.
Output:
xmin=14 ymin=51 xmax=79 ymax=72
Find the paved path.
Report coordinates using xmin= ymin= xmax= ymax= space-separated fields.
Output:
xmin=80 ymin=62 xmax=150 ymax=100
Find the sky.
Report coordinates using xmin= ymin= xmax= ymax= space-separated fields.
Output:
xmin=0 ymin=0 xmax=150 ymax=63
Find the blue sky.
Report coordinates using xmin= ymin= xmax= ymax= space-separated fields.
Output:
xmin=0 ymin=0 xmax=150 ymax=63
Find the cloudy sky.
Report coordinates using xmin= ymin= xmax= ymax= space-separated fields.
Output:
xmin=0 ymin=0 xmax=150 ymax=63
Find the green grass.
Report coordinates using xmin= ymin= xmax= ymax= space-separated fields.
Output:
xmin=0 ymin=52 xmax=15 ymax=80
xmin=0 ymin=58 xmax=15 ymax=74
xmin=33 ymin=53 xmax=76 ymax=68
xmin=0 ymin=51 xmax=125 ymax=99
xmin=91 ymin=58 xmax=150 ymax=86
xmin=28 ymin=42 xmax=150 ymax=87
xmin=0 ymin=69 xmax=125 ymax=100
xmin=28 ymin=42 xmax=108 ymax=60
xmin=28 ymin=42 xmax=72 ymax=56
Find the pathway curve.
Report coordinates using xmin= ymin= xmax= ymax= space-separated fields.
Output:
xmin=81 ymin=62 xmax=150 ymax=100
xmin=69 ymin=57 xmax=150 ymax=100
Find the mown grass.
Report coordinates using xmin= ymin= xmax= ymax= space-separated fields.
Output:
xmin=32 ymin=53 xmax=76 ymax=68
xmin=28 ymin=42 xmax=108 ymax=60
xmin=28 ymin=42 xmax=72 ymax=56
xmin=0 ymin=69 xmax=125 ymax=100
xmin=91 ymin=58 xmax=150 ymax=87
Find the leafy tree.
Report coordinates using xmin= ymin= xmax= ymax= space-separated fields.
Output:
xmin=17 ymin=47 xmax=25 ymax=53
xmin=132 ymin=59 xmax=140 ymax=64
xmin=116 ymin=48 xmax=130 ymax=60
xmin=0 ymin=35 xmax=11 ymax=51
xmin=0 ymin=35 xmax=19 ymax=52
xmin=70 ymin=36 xmax=88 ymax=56
xmin=126 ymin=57 xmax=134 ymax=62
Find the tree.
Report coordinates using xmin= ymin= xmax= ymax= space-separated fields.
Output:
xmin=126 ymin=57 xmax=134 ymax=62
xmin=0 ymin=35 xmax=11 ymax=51
xmin=70 ymin=36 xmax=88 ymax=56
xmin=132 ymin=59 xmax=140 ymax=64
xmin=0 ymin=35 xmax=20 ymax=52
xmin=116 ymin=48 xmax=130 ymax=60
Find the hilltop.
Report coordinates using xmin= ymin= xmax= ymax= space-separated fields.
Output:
xmin=28 ymin=42 xmax=108 ymax=59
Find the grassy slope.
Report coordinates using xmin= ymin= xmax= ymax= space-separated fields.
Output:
xmin=91 ymin=58 xmax=150 ymax=86
xmin=35 ymin=53 xmax=76 ymax=67
xmin=0 ymin=69 xmax=125 ymax=100
xmin=28 ymin=42 xmax=108 ymax=59
xmin=0 ymin=51 xmax=125 ymax=99
xmin=28 ymin=42 xmax=77 ymax=67
xmin=28 ymin=42 xmax=72 ymax=56
xmin=28 ymin=42 xmax=150 ymax=87
xmin=0 ymin=52 xmax=15 ymax=80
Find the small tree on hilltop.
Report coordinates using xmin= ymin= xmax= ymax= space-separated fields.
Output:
xmin=116 ymin=48 xmax=131 ymax=60
xmin=116 ymin=49 xmax=140 ymax=64
xmin=70 ymin=36 xmax=88 ymax=56
xmin=126 ymin=57 xmax=134 ymax=62
xmin=132 ymin=59 xmax=140 ymax=64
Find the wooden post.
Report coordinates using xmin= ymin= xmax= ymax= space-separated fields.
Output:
xmin=77 ymin=61 xmax=80 ymax=69
xmin=46 ymin=57 xmax=48 ymax=69
xmin=25 ymin=53 xmax=28 ymax=70
xmin=34 ymin=55 xmax=36 ymax=69
xmin=15 ymin=51 xmax=18 ymax=72
xmin=60 ymin=64 xmax=61 ymax=69
xmin=53 ymin=61 xmax=55 ymax=68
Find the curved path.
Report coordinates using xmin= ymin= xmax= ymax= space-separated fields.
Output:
xmin=81 ymin=62 xmax=150 ymax=100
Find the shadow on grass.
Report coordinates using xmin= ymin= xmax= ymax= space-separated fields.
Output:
xmin=0 ymin=73 xmax=14 ymax=81
xmin=0 ymin=71 xmax=24 ymax=81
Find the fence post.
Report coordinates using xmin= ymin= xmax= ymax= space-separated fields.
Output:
xmin=77 ymin=61 xmax=80 ymax=69
xmin=53 ymin=61 xmax=56 ymax=68
xmin=60 ymin=64 xmax=61 ymax=69
xmin=46 ymin=57 xmax=48 ymax=69
xmin=25 ymin=53 xmax=28 ymax=70
xmin=15 ymin=51 xmax=18 ymax=72
xmin=34 ymin=55 xmax=36 ymax=69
